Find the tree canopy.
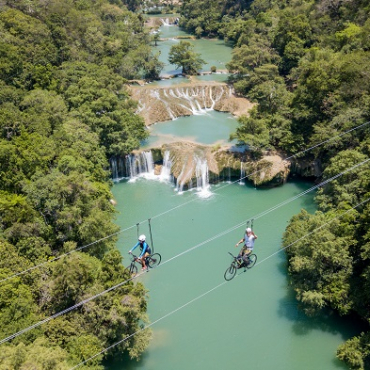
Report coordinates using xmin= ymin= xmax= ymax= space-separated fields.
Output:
xmin=0 ymin=0 xmax=159 ymax=368
xmin=168 ymin=41 xmax=206 ymax=74
xmin=178 ymin=0 xmax=370 ymax=368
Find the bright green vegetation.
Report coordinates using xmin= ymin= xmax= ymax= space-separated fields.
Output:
xmin=179 ymin=0 xmax=370 ymax=368
xmin=0 ymin=0 xmax=162 ymax=368
xmin=168 ymin=41 xmax=205 ymax=74
xmin=2 ymin=0 xmax=370 ymax=368
xmin=283 ymin=149 xmax=370 ymax=369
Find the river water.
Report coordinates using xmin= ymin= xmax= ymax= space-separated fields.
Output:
xmin=108 ymin=17 xmax=361 ymax=370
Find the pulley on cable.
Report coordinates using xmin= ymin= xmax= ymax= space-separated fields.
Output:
xmin=135 ymin=219 xmax=155 ymax=253
xmin=128 ymin=218 xmax=161 ymax=273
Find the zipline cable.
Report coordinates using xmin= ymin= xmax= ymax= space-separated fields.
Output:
xmin=0 ymin=268 xmax=148 ymax=345
xmin=212 ymin=120 xmax=370 ymax=193
xmin=1 ymin=157 xmax=369 ymax=345
xmin=0 ymin=224 xmax=138 ymax=284
xmin=1 ymin=120 xmax=369 ymax=283
xmin=69 ymin=280 xmax=227 ymax=370
xmin=151 ymin=120 xmax=370 ymax=218
xmin=68 ymin=196 xmax=370 ymax=370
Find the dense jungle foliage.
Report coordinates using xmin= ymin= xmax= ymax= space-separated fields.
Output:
xmin=2 ymin=0 xmax=370 ymax=368
xmin=180 ymin=0 xmax=370 ymax=368
xmin=0 ymin=0 xmax=165 ymax=368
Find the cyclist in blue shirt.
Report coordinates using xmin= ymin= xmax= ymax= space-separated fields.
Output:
xmin=129 ymin=234 xmax=151 ymax=270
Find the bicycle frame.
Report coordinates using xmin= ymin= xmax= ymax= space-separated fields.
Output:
xmin=127 ymin=252 xmax=162 ymax=274
xmin=224 ymin=251 xmax=257 ymax=281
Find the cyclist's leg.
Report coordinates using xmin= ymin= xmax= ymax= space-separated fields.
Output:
xmin=237 ymin=247 xmax=246 ymax=267
xmin=136 ymin=256 xmax=145 ymax=269
xmin=243 ymin=249 xmax=252 ymax=264
xmin=142 ymin=252 xmax=150 ymax=270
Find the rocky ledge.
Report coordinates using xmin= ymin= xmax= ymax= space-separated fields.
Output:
xmin=149 ymin=142 xmax=292 ymax=188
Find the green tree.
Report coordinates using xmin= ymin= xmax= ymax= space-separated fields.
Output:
xmin=227 ymin=44 xmax=277 ymax=76
xmin=283 ymin=209 xmax=355 ymax=316
xmin=168 ymin=41 xmax=206 ymax=74
xmin=234 ymin=108 xmax=270 ymax=151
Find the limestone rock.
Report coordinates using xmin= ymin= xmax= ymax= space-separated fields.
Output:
xmin=129 ymin=82 xmax=254 ymax=126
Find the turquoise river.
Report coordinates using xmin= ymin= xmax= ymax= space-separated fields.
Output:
xmin=108 ymin=17 xmax=362 ymax=370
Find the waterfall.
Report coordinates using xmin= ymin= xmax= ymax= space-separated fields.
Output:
xmin=239 ymin=162 xmax=245 ymax=185
xmin=117 ymin=150 xmax=214 ymax=197
xmin=175 ymin=160 xmax=195 ymax=194
xmin=159 ymin=150 xmax=172 ymax=182
xmin=125 ymin=151 xmax=155 ymax=180
xmin=110 ymin=158 xmax=118 ymax=180
xmin=126 ymin=154 xmax=137 ymax=179
xmin=151 ymin=90 xmax=176 ymax=120
xmin=141 ymin=86 xmax=229 ymax=121
xmin=194 ymin=156 xmax=212 ymax=198
xmin=110 ymin=157 xmax=126 ymax=182
xmin=175 ymin=164 xmax=186 ymax=193
xmin=141 ymin=151 xmax=154 ymax=174
xmin=160 ymin=18 xmax=171 ymax=26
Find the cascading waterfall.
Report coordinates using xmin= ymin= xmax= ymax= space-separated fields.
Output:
xmin=175 ymin=164 xmax=186 ymax=193
xmin=141 ymin=151 xmax=154 ymax=174
xmin=151 ymin=90 xmax=176 ymax=120
xmin=111 ymin=150 xmax=218 ymax=197
xmin=110 ymin=157 xmax=126 ymax=181
xmin=125 ymin=154 xmax=138 ymax=179
xmin=239 ymin=162 xmax=245 ymax=185
xmin=125 ymin=151 xmax=155 ymax=180
xmin=112 ymin=150 xmax=217 ymax=198
xmin=159 ymin=150 xmax=172 ymax=182
xmin=110 ymin=158 xmax=118 ymax=180
xmin=160 ymin=18 xmax=171 ymax=26
xmin=194 ymin=156 xmax=212 ymax=198
xmin=139 ymin=86 xmax=229 ymax=121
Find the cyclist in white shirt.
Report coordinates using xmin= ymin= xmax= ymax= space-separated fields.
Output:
xmin=235 ymin=227 xmax=257 ymax=264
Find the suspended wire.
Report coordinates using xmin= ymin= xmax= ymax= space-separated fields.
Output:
xmin=69 ymin=280 xmax=227 ymax=370
xmin=69 ymin=196 xmax=370 ymax=370
xmin=148 ymin=119 xmax=370 ymax=217
xmin=0 ymin=267 xmax=148 ymax=345
xmin=2 ymin=156 xmax=369 ymax=345
xmin=257 ymin=196 xmax=370 ymax=265
xmin=0 ymin=224 xmax=139 ymax=284
xmin=1 ymin=120 xmax=369 ymax=283
xmin=284 ymin=120 xmax=370 ymax=161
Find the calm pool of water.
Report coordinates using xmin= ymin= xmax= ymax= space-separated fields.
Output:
xmin=142 ymin=110 xmax=238 ymax=148
xmin=106 ymin=16 xmax=361 ymax=370
xmin=108 ymin=179 xmax=360 ymax=370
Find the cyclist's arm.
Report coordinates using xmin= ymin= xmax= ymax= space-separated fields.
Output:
xmin=235 ymin=238 xmax=245 ymax=247
xmin=129 ymin=242 xmax=140 ymax=254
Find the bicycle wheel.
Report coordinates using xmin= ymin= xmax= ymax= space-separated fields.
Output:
xmin=147 ymin=253 xmax=161 ymax=268
xmin=125 ymin=263 xmax=138 ymax=276
xmin=246 ymin=254 xmax=257 ymax=269
xmin=224 ymin=263 xmax=237 ymax=281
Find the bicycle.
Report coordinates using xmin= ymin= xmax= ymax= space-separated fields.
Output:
xmin=125 ymin=253 xmax=162 ymax=276
xmin=224 ymin=251 xmax=257 ymax=281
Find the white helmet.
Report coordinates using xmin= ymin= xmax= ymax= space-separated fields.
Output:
xmin=138 ymin=234 xmax=146 ymax=242
xmin=246 ymin=228 xmax=252 ymax=233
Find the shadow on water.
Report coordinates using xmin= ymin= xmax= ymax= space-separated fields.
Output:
xmin=276 ymin=253 xmax=366 ymax=369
